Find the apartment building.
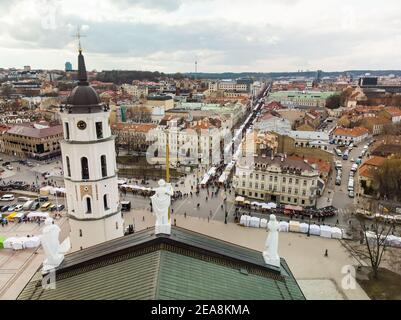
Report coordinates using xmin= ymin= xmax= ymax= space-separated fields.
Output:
xmin=234 ymin=155 xmax=319 ymax=207
xmin=1 ymin=122 xmax=63 ymax=160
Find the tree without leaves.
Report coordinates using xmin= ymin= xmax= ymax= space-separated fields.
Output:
xmin=345 ymin=203 xmax=396 ymax=279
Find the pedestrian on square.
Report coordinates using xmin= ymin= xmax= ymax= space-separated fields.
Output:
xmin=142 ymin=216 xmax=145 ymax=222
xmin=208 ymin=217 xmax=209 ymax=223
xmin=184 ymin=212 xmax=187 ymax=218
xmin=324 ymin=249 xmax=328 ymax=257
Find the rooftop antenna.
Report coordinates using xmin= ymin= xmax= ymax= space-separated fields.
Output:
xmin=194 ymin=60 xmax=198 ymax=80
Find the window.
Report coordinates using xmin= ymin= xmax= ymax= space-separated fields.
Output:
xmin=303 ymin=180 xmax=307 ymax=186
xmin=79 ymin=229 xmax=82 ymax=237
xmin=101 ymin=155 xmax=107 ymax=177
xmin=66 ymin=156 xmax=71 ymax=177
xmin=295 ymin=179 xmax=299 ymax=185
xmin=288 ymin=187 xmax=292 ymax=194
xmin=255 ymin=183 xmax=259 ymax=189
xmin=96 ymin=122 xmax=103 ymax=139
xmin=242 ymin=181 xmax=245 ymax=187
xmin=269 ymin=176 xmax=273 ymax=181
xmin=81 ymin=157 xmax=89 ymax=180
xmin=255 ymin=193 xmax=258 ymax=198
xmin=103 ymin=194 xmax=109 ymax=210
xmin=249 ymin=182 xmax=252 ymax=188
xmin=255 ymin=174 xmax=259 ymax=179
xmin=85 ymin=197 xmax=92 ymax=214
xmin=250 ymin=173 xmax=253 ymax=179
xmin=289 ymin=178 xmax=293 ymax=184
xmin=116 ymin=222 xmax=119 ymax=230
xmin=274 ymin=176 xmax=277 ymax=182
xmin=282 ymin=177 xmax=286 ymax=183
xmin=65 ymin=122 xmax=70 ymax=139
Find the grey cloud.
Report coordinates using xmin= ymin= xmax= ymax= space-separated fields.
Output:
xmin=112 ymin=0 xmax=183 ymax=12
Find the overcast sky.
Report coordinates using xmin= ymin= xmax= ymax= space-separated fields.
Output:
xmin=1 ymin=0 xmax=401 ymax=73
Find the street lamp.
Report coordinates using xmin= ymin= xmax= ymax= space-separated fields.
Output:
xmin=307 ymin=214 xmax=312 ymax=237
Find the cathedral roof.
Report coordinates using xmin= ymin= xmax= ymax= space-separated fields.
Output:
xmin=17 ymin=227 xmax=304 ymax=300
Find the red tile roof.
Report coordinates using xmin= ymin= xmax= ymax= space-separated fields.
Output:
xmin=6 ymin=123 xmax=63 ymax=138
xmin=333 ymin=126 xmax=369 ymax=137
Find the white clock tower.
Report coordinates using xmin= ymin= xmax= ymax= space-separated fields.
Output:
xmin=59 ymin=49 xmax=124 ymax=251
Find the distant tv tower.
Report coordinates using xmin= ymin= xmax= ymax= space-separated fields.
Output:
xmin=195 ymin=60 xmax=198 ymax=79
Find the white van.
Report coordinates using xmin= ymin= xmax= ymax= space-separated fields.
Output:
xmin=0 ymin=194 xmax=14 ymax=201
xmin=23 ymin=200 xmax=34 ymax=211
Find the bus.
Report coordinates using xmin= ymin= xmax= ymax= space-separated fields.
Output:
xmin=335 ymin=149 xmax=343 ymax=157
xmin=40 ymin=202 xmax=52 ymax=212
xmin=343 ymin=150 xmax=349 ymax=160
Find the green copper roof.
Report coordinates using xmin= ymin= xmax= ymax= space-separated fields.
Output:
xmin=18 ymin=227 xmax=305 ymax=300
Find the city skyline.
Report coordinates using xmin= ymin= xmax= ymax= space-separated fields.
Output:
xmin=1 ymin=0 xmax=401 ymax=72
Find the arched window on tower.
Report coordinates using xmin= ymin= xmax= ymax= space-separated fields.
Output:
xmin=66 ymin=156 xmax=71 ymax=177
xmin=103 ymin=194 xmax=109 ymax=210
xmin=85 ymin=197 xmax=92 ymax=214
xmin=81 ymin=157 xmax=89 ymax=180
xmin=101 ymin=155 xmax=107 ymax=177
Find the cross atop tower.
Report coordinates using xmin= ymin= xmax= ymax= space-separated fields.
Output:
xmin=72 ymin=26 xmax=86 ymax=53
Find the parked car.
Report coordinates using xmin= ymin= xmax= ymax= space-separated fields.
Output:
xmin=55 ymin=204 xmax=65 ymax=211
xmin=14 ymin=204 xmax=23 ymax=212
xmin=17 ymin=196 xmax=31 ymax=202
xmin=6 ymin=165 xmax=13 ymax=170
xmin=26 ymin=161 xmax=35 ymax=167
xmin=0 ymin=194 xmax=15 ymax=201
xmin=2 ymin=162 xmax=11 ymax=167
xmin=30 ymin=201 xmax=40 ymax=211
xmin=1 ymin=205 xmax=10 ymax=212
xmin=348 ymin=190 xmax=355 ymax=198
xmin=37 ymin=196 xmax=49 ymax=203
xmin=23 ymin=200 xmax=35 ymax=211
xmin=7 ymin=204 xmax=17 ymax=212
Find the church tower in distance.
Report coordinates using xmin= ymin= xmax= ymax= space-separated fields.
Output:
xmin=60 ymin=49 xmax=124 ymax=251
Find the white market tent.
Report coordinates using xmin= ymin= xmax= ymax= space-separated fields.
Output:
xmin=207 ymin=167 xmax=217 ymax=177
xmin=12 ymin=239 xmax=24 ymax=251
xmin=310 ymin=224 xmax=321 ymax=236
xmin=320 ymin=225 xmax=332 ymax=238
xmin=279 ymin=221 xmax=289 ymax=232
xmin=289 ymin=221 xmax=300 ymax=233
xmin=249 ymin=217 xmax=261 ymax=228
xmin=386 ymin=235 xmax=401 ymax=248
xmin=299 ymin=223 xmax=309 ymax=234
xmin=3 ymin=237 xmax=18 ymax=249
xmin=240 ymin=215 xmax=251 ymax=227
xmin=260 ymin=219 xmax=268 ymax=228
xmin=218 ymin=172 xmax=227 ymax=184
xmin=200 ymin=174 xmax=210 ymax=185
xmin=23 ymin=236 xmax=41 ymax=249
xmin=120 ymin=184 xmax=153 ymax=192
xmin=235 ymin=196 xmax=245 ymax=203
xmin=331 ymin=227 xmax=343 ymax=239
xmin=27 ymin=212 xmax=49 ymax=219
xmin=267 ymin=202 xmax=277 ymax=209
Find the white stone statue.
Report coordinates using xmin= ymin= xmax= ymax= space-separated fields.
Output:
xmin=263 ymin=214 xmax=280 ymax=267
xmin=151 ymin=179 xmax=174 ymax=235
xmin=41 ymin=218 xmax=70 ymax=273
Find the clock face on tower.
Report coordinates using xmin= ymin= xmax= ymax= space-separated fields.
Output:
xmin=77 ymin=121 xmax=87 ymax=130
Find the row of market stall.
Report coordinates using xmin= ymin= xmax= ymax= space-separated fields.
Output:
xmin=2 ymin=211 xmax=50 ymax=223
xmin=0 ymin=236 xmax=41 ymax=250
xmin=239 ymin=215 xmax=344 ymax=239
xmin=365 ymin=231 xmax=401 ymax=248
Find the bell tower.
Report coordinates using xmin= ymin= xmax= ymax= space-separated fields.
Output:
xmin=59 ymin=49 xmax=124 ymax=251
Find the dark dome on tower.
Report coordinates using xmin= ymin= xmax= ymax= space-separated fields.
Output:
xmin=67 ymin=85 xmax=101 ymax=106
xmin=65 ymin=50 xmax=104 ymax=113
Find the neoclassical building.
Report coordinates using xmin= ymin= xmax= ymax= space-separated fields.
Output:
xmin=234 ymin=155 xmax=319 ymax=207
